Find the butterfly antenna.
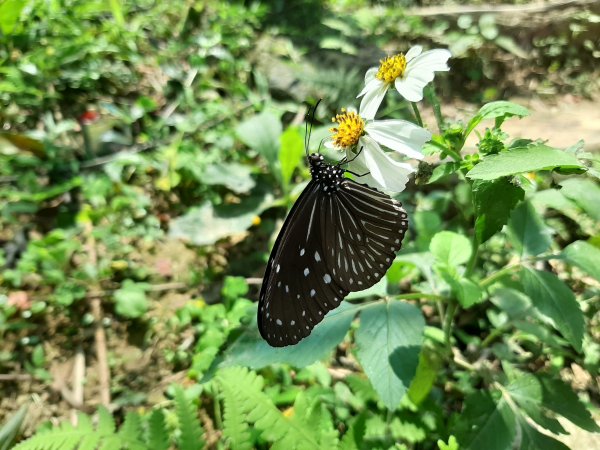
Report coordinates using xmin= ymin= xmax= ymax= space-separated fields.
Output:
xmin=305 ymin=99 xmax=322 ymax=158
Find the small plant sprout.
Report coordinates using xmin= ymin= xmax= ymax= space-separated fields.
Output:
xmin=358 ymin=45 xmax=452 ymax=119
xmin=327 ymin=107 xmax=431 ymax=192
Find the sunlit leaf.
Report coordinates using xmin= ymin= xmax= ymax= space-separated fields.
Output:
xmin=562 ymin=240 xmax=600 ymax=282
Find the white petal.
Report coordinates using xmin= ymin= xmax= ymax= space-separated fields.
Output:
xmin=394 ymin=76 xmax=427 ymax=102
xmin=405 ymin=45 xmax=423 ymax=62
xmin=358 ymin=81 xmax=388 ymax=120
xmin=352 ymin=136 xmax=414 ymax=192
xmin=406 ymin=49 xmax=451 ymax=74
xmin=364 ymin=67 xmax=378 ymax=84
xmin=324 ymin=139 xmax=336 ymax=149
xmin=365 ymin=119 xmax=431 ymax=160
xmin=358 ymin=76 xmax=382 ymax=98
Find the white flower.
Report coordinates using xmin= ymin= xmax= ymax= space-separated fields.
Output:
xmin=326 ymin=108 xmax=431 ymax=192
xmin=358 ymin=46 xmax=451 ymax=119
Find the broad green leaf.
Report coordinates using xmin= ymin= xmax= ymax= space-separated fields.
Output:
xmin=407 ymin=351 xmax=438 ymax=406
xmin=559 ymin=178 xmax=600 ymax=221
xmin=279 ymin=126 xmax=304 ymax=190
xmin=355 ymin=301 xmax=424 ymax=410
xmin=520 ymin=268 xmax=584 ymax=352
xmin=490 ymin=288 xmax=532 ymax=318
xmin=464 ymin=101 xmax=529 ymax=137
xmin=236 ymin=110 xmax=282 ymax=173
xmin=211 ymin=302 xmax=361 ymax=372
xmin=414 ymin=210 xmax=443 ymax=251
xmin=532 ymin=189 xmax=588 ymax=229
xmin=472 ymin=178 xmax=524 ymax=243
xmin=169 ymin=190 xmax=273 ymax=246
xmin=518 ymin=416 xmax=570 ymax=450
xmin=430 ymin=231 xmax=472 ymax=266
xmin=562 ymin=240 xmax=600 ymax=282
xmin=438 ymin=266 xmax=483 ymax=308
xmin=507 ymin=201 xmax=552 ymax=257
xmin=539 ymin=377 xmax=600 ymax=432
xmin=467 ymin=144 xmax=585 ymax=180
xmin=203 ymin=163 xmax=256 ymax=194
xmin=0 ymin=0 xmax=25 ymax=34
xmin=456 ymin=391 xmax=516 ymax=450
xmin=114 ymin=280 xmax=150 ymax=319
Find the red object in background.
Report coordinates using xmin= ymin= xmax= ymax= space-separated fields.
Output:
xmin=79 ymin=110 xmax=100 ymax=125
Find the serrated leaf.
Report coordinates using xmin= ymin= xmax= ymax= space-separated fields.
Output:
xmin=339 ymin=413 xmax=366 ymax=450
xmin=355 ymin=301 xmax=424 ymax=411
xmin=520 ymin=268 xmax=584 ymax=352
xmin=211 ymin=302 xmax=360 ymax=372
xmin=539 ymin=377 xmax=600 ymax=432
xmin=203 ymin=162 xmax=256 ymax=194
xmin=507 ymin=201 xmax=552 ymax=257
xmin=464 ymin=101 xmax=529 ymax=137
xmin=518 ymin=415 xmax=570 ymax=450
xmin=472 ymin=178 xmax=524 ymax=243
xmin=147 ymin=410 xmax=170 ymax=450
xmin=456 ymin=391 xmax=516 ymax=450
xmin=467 ymin=144 xmax=585 ymax=180
xmin=562 ymin=240 xmax=600 ymax=282
xmin=174 ymin=387 xmax=205 ymax=450
xmin=279 ymin=126 xmax=304 ymax=190
xmin=559 ymin=178 xmax=600 ymax=221
xmin=430 ymin=231 xmax=472 ymax=266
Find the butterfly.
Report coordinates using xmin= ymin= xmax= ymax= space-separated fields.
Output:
xmin=258 ymin=149 xmax=409 ymax=347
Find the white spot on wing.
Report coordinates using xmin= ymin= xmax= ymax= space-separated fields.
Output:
xmin=304 ymin=268 xmax=310 ymax=276
xmin=300 ymin=248 xmax=305 ymax=256
xmin=323 ymin=274 xmax=331 ymax=283
xmin=310 ymin=289 xmax=316 ymax=297
xmin=314 ymin=251 xmax=321 ymax=262
xmin=276 ymin=319 xmax=282 ymax=326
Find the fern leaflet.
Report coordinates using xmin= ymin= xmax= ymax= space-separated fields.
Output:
xmin=174 ymin=387 xmax=205 ymax=450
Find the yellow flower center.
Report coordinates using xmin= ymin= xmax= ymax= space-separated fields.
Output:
xmin=376 ymin=53 xmax=407 ymax=84
xmin=329 ymin=109 xmax=365 ymax=149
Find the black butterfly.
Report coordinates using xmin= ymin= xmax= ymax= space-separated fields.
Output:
xmin=258 ymin=151 xmax=409 ymax=347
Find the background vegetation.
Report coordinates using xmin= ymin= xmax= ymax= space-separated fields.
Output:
xmin=1 ymin=0 xmax=599 ymax=449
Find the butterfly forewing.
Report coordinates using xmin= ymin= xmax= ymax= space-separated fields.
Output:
xmin=258 ymin=154 xmax=409 ymax=347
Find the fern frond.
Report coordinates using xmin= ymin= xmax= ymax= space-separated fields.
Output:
xmin=174 ymin=387 xmax=205 ymax=450
xmin=147 ymin=410 xmax=170 ymax=450
xmin=339 ymin=413 xmax=366 ymax=450
xmin=220 ymin=379 xmax=253 ymax=450
xmin=12 ymin=407 xmax=146 ymax=450
xmin=217 ymin=367 xmax=337 ymax=450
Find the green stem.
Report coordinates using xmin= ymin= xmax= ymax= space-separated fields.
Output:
xmin=425 ymin=85 xmax=444 ymax=133
xmin=481 ymin=325 xmax=508 ymax=348
xmin=443 ymin=301 xmax=458 ymax=354
xmin=480 ymin=264 xmax=520 ymax=288
xmin=429 ymin=139 xmax=462 ymax=162
xmin=465 ymin=234 xmax=480 ymax=277
xmin=393 ymin=292 xmax=445 ymax=302
xmin=411 ymin=102 xmax=424 ymax=127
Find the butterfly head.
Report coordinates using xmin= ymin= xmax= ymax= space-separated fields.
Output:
xmin=308 ymin=153 xmax=345 ymax=193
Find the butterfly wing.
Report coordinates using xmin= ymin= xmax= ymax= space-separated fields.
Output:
xmin=258 ymin=181 xmax=349 ymax=347
xmin=259 ymin=173 xmax=408 ymax=348
xmin=322 ymin=178 xmax=408 ymax=291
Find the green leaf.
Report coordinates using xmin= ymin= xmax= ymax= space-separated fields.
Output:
xmin=114 ymin=280 xmax=149 ymax=319
xmin=456 ymin=391 xmax=516 ymax=450
xmin=438 ymin=435 xmax=459 ymax=450
xmin=221 ymin=276 xmax=249 ymax=302
xmin=0 ymin=0 xmax=25 ymax=34
xmin=428 ymin=162 xmax=461 ymax=184
xmin=518 ymin=416 xmax=570 ymax=450
xmin=279 ymin=126 xmax=304 ymax=191
xmin=472 ymin=178 xmax=524 ymax=243
xmin=407 ymin=351 xmax=438 ymax=406
xmin=559 ymin=178 xmax=600 ymax=221
xmin=236 ymin=110 xmax=282 ymax=174
xmin=355 ymin=301 xmax=425 ymax=410
xmin=203 ymin=163 xmax=256 ymax=194
xmin=539 ymin=377 xmax=600 ymax=432
xmin=0 ymin=405 xmax=27 ymax=450
xmin=507 ymin=201 xmax=552 ymax=257
xmin=169 ymin=189 xmax=273 ymax=246
xmin=464 ymin=101 xmax=529 ymax=138
xmin=438 ymin=266 xmax=484 ymax=308
xmin=490 ymin=288 xmax=532 ymax=318
xmin=430 ymin=231 xmax=472 ymax=266
xmin=467 ymin=144 xmax=585 ymax=180
xmin=147 ymin=410 xmax=170 ymax=450
xmin=212 ymin=302 xmax=361 ymax=372
xmin=339 ymin=413 xmax=366 ymax=450
xmin=562 ymin=240 xmax=600 ymax=282
xmin=520 ymin=268 xmax=584 ymax=352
